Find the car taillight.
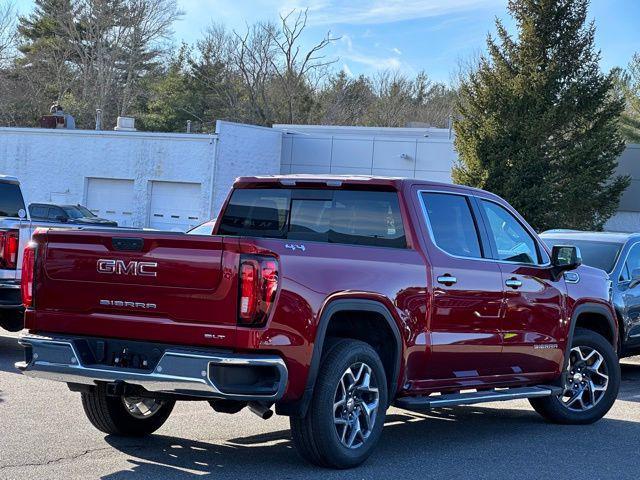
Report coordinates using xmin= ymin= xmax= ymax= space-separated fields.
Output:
xmin=21 ymin=242 xmax=37 ymax=308
xmin=238 ymin=255 xmax=279 ymax=327
xmin=0 ymin=229 xmax=19 ymax=269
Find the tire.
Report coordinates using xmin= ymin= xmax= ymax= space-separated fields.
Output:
xmin=0 ymin=309 xmax=24 ymax=332
xmin=530 ymin=328 xmax=620 ymax=425
xmin=81 ymin=384 xmax=175 ymax=436
xmin=290 ymin=339 xmax=388 ymax=469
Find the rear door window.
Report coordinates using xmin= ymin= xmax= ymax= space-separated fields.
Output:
xmin=0 ymin=182 xmax=26 ymax=218
xmin=420 ymin=192 xmax=483 ymax=258
xmin=219 ymin=188 xmax=406 ymax=248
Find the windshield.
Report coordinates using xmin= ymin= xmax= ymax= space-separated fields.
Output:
xmin=62 ymin=205 xmax=96 ymax=219
xmin=62 ymin=206 xmax=84 ymax=219
xmin=542 ymin=238 xmax=623 ymax=273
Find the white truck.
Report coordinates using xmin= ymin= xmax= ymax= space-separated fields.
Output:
xmin=0 ymin=175 xmax=31 ymax=331
xmin=0 ymin=174 xmax=141 ymax=331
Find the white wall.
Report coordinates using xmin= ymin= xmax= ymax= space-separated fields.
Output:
xmin=275 ymin=124 xmax=455 ymax=183
xmin=604 ymin=144 xmax=640 ymax=233
xmin=212 ymin=120 xmax=282 ymax=215
xmin=0 ymin=121 xmax=282 ymax=230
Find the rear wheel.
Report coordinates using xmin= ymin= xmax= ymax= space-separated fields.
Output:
xmin=0 ymin=309 xmax=24 ymax=332
xmin=530 ymin=329 xmax=620 ymax=424
xmin=290 ymin=339 xmax=388 ymax=469
xmin=81 ymin=384 xmax=175 ymax=436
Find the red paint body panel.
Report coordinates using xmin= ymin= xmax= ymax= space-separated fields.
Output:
xmin=25 ymin=176 xmax=616 ymax=405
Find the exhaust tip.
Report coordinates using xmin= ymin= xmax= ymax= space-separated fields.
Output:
xmin=248 ymin=402 xmax=273 ymax=420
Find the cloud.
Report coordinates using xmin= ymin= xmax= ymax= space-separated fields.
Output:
xmin=342 ymin=63 xmax=354 ymax=77
xmin=391 ymin=47 xmax=402 ymax=55
xmin=279 ymin=0 xmax=501 ymax=25
xmin=342 ymin=52 xmax=402 ymax=70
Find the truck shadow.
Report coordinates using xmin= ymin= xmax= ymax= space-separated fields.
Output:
xmin=102 ymin=404 xmax=640 ymax=480
xmin=0 ymin=333 xmax=23 ymax=375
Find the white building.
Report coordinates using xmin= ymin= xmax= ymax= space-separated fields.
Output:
xmin=604 ymin=143 xmax=640 ymax=233
xmin=0 ymin=121 xmax=281 ymax=231
xmin=1 ymin=119 xmax=637 ymax=232
xmin=276 ymin=124 xmax=456 ymax=182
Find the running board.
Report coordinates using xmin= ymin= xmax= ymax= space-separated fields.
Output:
xmin=395 ymin=386 xmax=562 ymax=411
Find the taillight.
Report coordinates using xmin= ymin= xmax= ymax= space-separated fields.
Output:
xmin=21 ymin=242 xmax=36 ymax=308
xmin=238 ymin=255 xmax=279 ymax=327
xmin=0 ymin=229 xmax=19 ymax=269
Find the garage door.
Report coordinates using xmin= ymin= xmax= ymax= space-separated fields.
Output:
xmin=86 ymin=178 xmax=135 ymax=227
xmin=149 ymin=181 xmax=201 ymax=232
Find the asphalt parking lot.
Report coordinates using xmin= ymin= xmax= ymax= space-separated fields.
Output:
xmin=2 ymin=331 xmax=640 ymax=480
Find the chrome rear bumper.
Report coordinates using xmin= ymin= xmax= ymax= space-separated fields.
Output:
xmin=16 ymin=334 xmax=288 ymax=401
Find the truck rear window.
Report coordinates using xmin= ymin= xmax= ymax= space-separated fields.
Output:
xmin=218 ymin=188 xmax=406 ymax=248
xmin=0 ymin=182 xmax=26 ymax=218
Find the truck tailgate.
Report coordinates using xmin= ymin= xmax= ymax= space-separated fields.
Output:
xmin=29 ymin=229 xmax=239 ymax=348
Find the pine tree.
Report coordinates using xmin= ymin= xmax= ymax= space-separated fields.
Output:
xmin=453 ymin=0 xmax=629 ymax=231
xmin=18 ymin=0 xmax=74 ymax=57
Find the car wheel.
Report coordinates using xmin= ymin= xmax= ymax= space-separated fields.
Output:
xmin=530 ymin=328 xmax=620 ymax=424
xmin=81 ymin=384 xmax=175 ymax=436
xmin=290 ymin=339 xmax=388 ymax=469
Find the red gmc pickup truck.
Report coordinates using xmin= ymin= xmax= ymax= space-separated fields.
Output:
xmin=17 ymin=176 xmax=620 ymax=468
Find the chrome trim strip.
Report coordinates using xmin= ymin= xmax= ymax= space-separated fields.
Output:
xmin=16 ymin=334 xmax=288 ymax=401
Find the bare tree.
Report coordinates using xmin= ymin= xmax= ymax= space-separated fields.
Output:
xmin=0 ymin=0 xmax=16 ymax=65
xmin=265 ymin=9 xmax=339 ymax=123
xmin=232 ymin=22 xmax=278 ymax=124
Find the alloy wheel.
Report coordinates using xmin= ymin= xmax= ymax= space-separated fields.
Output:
xmin=122 ymin=396 xmax=165 ymax=419
xmin=333 ymin=362 xmax=380 ymax=449
xmin=560 ymin=345 xmax=609 ymax=412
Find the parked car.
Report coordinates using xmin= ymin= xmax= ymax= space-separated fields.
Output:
xmin=17 ymin=176 xmax=620 ymax=468
xmin=29 ymin=203 xmax=118 ymax=226
xmin=541 ymin=230 xmax=640 ymax=357
xmin=186 ymin=219 xmax=216 ymax=235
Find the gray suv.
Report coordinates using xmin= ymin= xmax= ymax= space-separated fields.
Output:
xmin=541 ymin=230 xmax=640 ymax=357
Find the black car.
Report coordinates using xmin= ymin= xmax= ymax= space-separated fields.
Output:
xmin=541 ymin=230 xmax=640 ymax=357
xmin=29 ymin=203 xmax=118 ymax=227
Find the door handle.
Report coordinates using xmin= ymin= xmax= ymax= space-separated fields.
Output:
xmin=505 ymin=278 xmax=522 ymax=289
xmin=437 ymin=275 xmax=457 ymax=286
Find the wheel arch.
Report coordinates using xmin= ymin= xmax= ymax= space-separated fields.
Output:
xmin=277 ymin=298 xmax=403 ymax=417
xmin=567 ymin=303 xmax=618 ymax=360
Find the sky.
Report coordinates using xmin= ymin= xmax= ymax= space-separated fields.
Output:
xmin=16 ymin=0 xmax=640 ymax=84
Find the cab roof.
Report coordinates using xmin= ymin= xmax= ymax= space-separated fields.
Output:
xmin=234 ymin=174 xmax=487 ymax=194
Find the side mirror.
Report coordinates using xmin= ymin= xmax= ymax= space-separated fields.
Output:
xmin=551 ymin=245 xmax=582 ymax=280
xmin=630 ymin=268 xmax=640 ymax=288
xmin=55 ymin=215 xmax=68 ymax=223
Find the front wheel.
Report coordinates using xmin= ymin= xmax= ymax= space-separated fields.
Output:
xmin=290 ymin=339 xmax=388 ymax=469
xmin=530 ymin=329 xmax=620 ymax=424
xmin=81 ymin=384 xmax=175 ymax=436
